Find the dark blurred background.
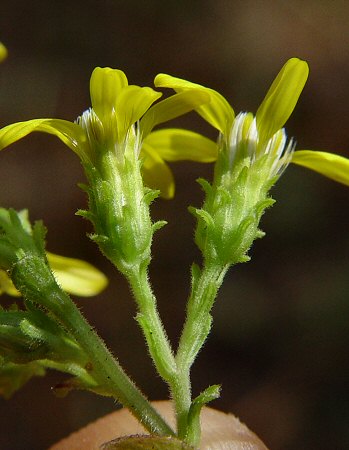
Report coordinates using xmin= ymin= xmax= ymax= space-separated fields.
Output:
xmin=1 ymin=1 xmax=349 ymax=449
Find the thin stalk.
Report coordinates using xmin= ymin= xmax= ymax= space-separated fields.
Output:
xmin=126 ymin=264 xmax=196 ymax=440
xmin=126 ymin=264 xmax=177 ymax=384
xmin=174 ymin=261 xmax=229 ymax=443
xmin=169 ymin=367 xmax=191 ymax=441
xmin=47 ymin=285 xmax=174 ymax=437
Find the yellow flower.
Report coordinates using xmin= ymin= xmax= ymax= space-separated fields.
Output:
xmin=0 ymin=251 xmax=108 ymax=297
xmin=0 ymin=67 xmax=213 ymax=198
xmin=154 ymin=58 xmax=349 ymax=187
xmin=0 ymin=43 xmax=7 ymax=63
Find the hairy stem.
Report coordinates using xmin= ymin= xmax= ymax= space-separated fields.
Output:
xmin=174 ymin=261 xmax=229 ymax=443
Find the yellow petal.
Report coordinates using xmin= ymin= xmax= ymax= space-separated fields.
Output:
xmin=143 ymin=128 xmax=218 ymax=162
xmin=0 ymin=42 xmax=8 ymax=63
xmin=0 ymin=253 xmax=108 ymax=298
xmin=0 ymin=270 xmax=20 ymax=296
xmin=90 ymin=67 xmax=128 ymax=120
xmin=292 ymin=150 xmax=349 ymax=186
xmin=256 ymin=58 xmax=309 ymax=143
xmin=47 ymin=252 xmax=108 ymax=297
xmin=115 ymin=85 xmax=162 ymax=141
xmin=154 ymin=73 xmax=234 ymax=136
xmin=140 ymin=90 xmax=211 ymax=138
xmin=0 ymin=119 xmax=88 ymax=160
xmin=141 ymin=143 xmax=175 ymax=198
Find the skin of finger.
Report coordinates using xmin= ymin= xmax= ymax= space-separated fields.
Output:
xmin=49 ymin=401 xmax=269 ymax=450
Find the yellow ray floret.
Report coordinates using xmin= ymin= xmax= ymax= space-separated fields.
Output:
xmin=0 ymin=252 xmax=108 ymax=297
xmin=155 ymin=58 xmax=349 ymax=187
xmin=0 ymin=67 xmax=211 ymax=197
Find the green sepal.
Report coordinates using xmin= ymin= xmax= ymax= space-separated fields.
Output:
xmin=188 ymin=207 xmax=214 ymax=229
xmin=255 ymin=229 xmax=266 ymax=239
xmin=76 ymin=209 xmax=94 ymax=221
xmin=89 ymin=233 xmax=109 ymax=244
xmin=190 ymin=263 xmax=201 ymax=295
xmin=32 ymin=220 xmax=47 ymax=257
xmin=238 ymin=255 xmax=251 ymax=263
xmin=255 ymin=197 xmax=275 ymax=217
xmin=196 ymin=177 xmax=212 ymax=196
xmin=152 ymin=221 xmax=167 ymax=234
xmin=215 ymin=185 xmax=232 ymax=205
xmin=143 ymin=188 xmax=160 ymax=206
xmin=77 ymin=182 xmax=90 ymax=193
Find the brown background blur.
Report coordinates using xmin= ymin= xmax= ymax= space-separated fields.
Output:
xmin=1 ymin=1 xmax=349 ymax=449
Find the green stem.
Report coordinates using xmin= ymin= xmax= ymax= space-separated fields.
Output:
xmin=126 ymin=264 xmax=177 ymax=384
xmin=174 ymin=261 xmax=229 ymax=443
xmin=169 ymin=367 xmax=191 ymax=441
xmin=126 ymin=264 xmax=197 ymax=441
xmin=53 ymin=289 xmax=174 ymax=436
xmin=12 ymin=256 xmax=174 ymax=437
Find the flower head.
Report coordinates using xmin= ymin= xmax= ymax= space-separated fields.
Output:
xmin=227 ymin=111 xmax=295 ymax=182
xmin=155 ymin=58 xmax=349 ymax=187
xmin=0 ymin=67 xmax=213 ymax=198
xmin=155 ymin=59 xmax=349 ymax=265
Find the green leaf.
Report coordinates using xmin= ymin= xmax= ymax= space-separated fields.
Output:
xmin=185 ymin=385 xmax=221 ymax=445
